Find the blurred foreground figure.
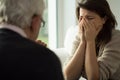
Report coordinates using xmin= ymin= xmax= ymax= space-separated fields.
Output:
xmin=0 ymin=0 xmax=64 ymax=80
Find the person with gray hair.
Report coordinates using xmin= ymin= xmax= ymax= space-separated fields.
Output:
xmin=0 ymin=0 xmax=64 ymax=80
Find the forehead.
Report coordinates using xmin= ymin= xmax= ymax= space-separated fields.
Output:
xmin=79 ymin=8 xmax=98 ymax=16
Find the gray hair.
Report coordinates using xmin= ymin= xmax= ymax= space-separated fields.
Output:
xmin=0 ymin=0 xmax=45 ymax=28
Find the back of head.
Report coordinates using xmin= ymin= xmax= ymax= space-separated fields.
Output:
xmin=0 ymin=0 xmax=45 ymax=28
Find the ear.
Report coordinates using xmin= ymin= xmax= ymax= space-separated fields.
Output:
xmin=102 ymin=16 xmax=107 ymax=24
xmin=31 ymin=15 xmax=40 ymax=31
xmin=30 ymin=15 xmax=41 ymax=40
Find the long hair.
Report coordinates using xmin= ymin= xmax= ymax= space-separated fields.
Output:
xmin=76 ymin=0 xmax=117 ymax=54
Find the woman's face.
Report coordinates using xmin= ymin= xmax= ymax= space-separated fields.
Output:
xmin=79 ymin=8 xmax=106 ymax=29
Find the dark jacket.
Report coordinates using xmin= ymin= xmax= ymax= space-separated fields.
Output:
xmin=0 ymin=29 xmax=64 ymax=80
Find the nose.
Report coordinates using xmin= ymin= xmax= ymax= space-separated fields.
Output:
xmin=79 ymin=17 xmax=85 ymax=23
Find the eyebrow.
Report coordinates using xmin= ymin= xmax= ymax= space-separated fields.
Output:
xmin=80 ymin=14 xmax=93 ymax=17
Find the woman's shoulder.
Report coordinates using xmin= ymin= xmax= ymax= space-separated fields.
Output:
xmin=112 ymin=29 xmax=120 ymax=39
xmin=104 ymin=29 xmax=120 ymax=47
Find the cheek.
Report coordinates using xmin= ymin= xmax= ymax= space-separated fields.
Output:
xmin=93 ymin=19 xmax=103 ymax=28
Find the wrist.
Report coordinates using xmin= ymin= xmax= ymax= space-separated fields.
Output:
xmin=87 ymin=40 xmax=95 ymax=45
xmin=80 ymin=41 xmax=86 ymax=45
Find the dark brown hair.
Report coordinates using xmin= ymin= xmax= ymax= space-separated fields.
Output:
xmin=76 ymin=0 xmax=117 ymax=54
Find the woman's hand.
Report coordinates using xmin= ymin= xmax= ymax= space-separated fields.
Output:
xmin=78 ymin=18 xmax=86 ymax=43
xmin=83 ymin=19 xmax=102 ymax=42
xmin=83 ymin=19 xmax=101 ymax=80
xmin=35 ymin=40 xmax=47 ymax=47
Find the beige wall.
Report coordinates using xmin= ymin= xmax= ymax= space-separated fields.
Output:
xmin=108 ymin=0 xmax=120 ymax=29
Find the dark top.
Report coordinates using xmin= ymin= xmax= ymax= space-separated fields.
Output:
xmin=0 ymin=29 xmax=64 ymax=80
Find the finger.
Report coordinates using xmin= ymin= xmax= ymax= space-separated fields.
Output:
xmin=36 ymin=40 xmax=47 ymax=46
xmin=91 ymin=21 xmax=96 ymax=30
xmin=44 ymin=43 xmax=47 ymax=47
xmin=82 ymin=19 xmax=88 ymax=30
xmin=79 ymin=20 xmax=83 ymax=33
xmin=85 ymin=19 xmax=93 ymax=30
xmin=78 ymin=17 xmax=81 ymax=22
xmin=36 ymin=40 xmax=41 ymax=43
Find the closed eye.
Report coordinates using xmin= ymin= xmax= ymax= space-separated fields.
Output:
xmin=86 ymin=16 xmax=94 ymax=20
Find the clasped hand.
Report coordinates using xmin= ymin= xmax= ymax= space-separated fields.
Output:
xmin=78 ymin=18 xmax=102 ymax=42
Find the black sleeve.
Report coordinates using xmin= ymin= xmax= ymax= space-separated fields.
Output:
xmin=30 ymin=47 xmax=64 ymax=80
xmin=44 ymin=49 xmax=64 ymax=80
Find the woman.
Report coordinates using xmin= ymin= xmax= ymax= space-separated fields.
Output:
xmin=64 ymin=0 xmax=120 ymax=80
